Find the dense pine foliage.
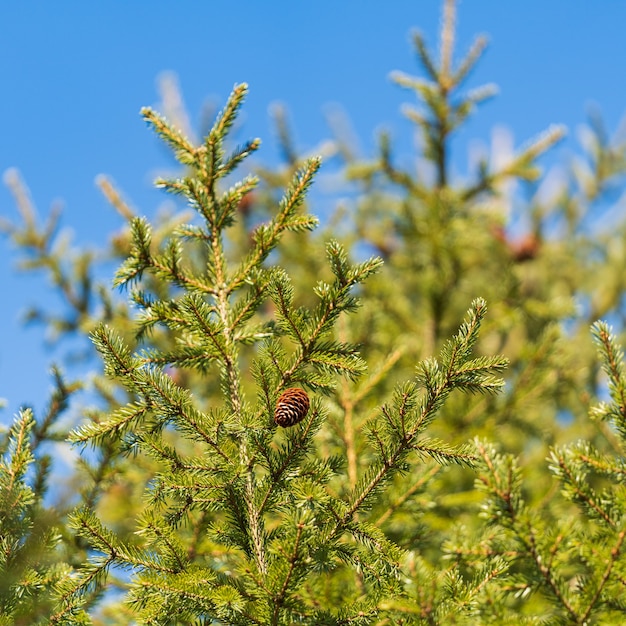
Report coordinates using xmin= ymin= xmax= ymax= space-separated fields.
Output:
xmin=3 ymin=2 xmax=626 ymax=623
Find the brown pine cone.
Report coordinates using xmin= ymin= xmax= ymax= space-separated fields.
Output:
xmin=274 ymin=388 xmax=310 ymax=427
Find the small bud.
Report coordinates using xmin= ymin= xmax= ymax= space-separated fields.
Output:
xmin=274 ymin=388 xmax=310 ymax=427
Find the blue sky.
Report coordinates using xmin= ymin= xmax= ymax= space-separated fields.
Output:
xmin=2 ymin=1 xmax=626 ymax=422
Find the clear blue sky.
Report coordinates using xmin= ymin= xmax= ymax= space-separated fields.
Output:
xmin=2 ymin=1 xmax=626 ymax=421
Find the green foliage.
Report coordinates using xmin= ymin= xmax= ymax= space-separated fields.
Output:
xmin=458 ymin=323 xmax=626 ymax=624
xmin=3 ymin=0 xmax=626 ymax=623
xmin=48 ymin=80 xmax=506 ymax=624
xmin=0 ymin=371 xmax=80 ymax=625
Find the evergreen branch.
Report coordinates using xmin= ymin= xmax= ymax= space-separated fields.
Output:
xmin=195 ymin=153 xmax=270 ymax=577
xmin=271 ymin=271 xmax=307 ymax=351
xmin=591 ymin=321 xmax=626 ymax=437
xmin=53 ymin=507 xmax=143 ymax=623
xmin=444 ymin=296 xmax=487 ymax=358
xmin=175 ymin=222 xmax=211 ymax=241
xmin=341 ymin=410 xmax=426 ymax=526
xmin=271 ymin=522 xmax=305 ymax=624
xmin=140 ymin=377 xmax=232 ymax=463
xmin=91 ymin=324 xmax=138 ymax=382
xmin=233 ymin=323 xmax=274 ymax=345
xmin=180 ymin=293 xmax=230 ymax=363
xmin=151 ymin=260 xmax=213 ymax=294
xmin=70 ymin=507 xmax=185 ymax=575
xmin=50 ymin=569 xmax=105 ymax=624
xmin=219 ymin=138 xmax=261 ymax=178
xmin=96 ymin=174 xmax=135 ymax=220
xmin=156 ymin=176 xmax=215 ymax=225
xmin=332 ymin=300 xmax=502 ymax=535
xmin=576 ymin=447 xmax=626 ymax=481
xmin=229 ymin=270 xmax=272 ymax=333
xmin=1 ymin=410 xmax=35 ymax=502
xmin=462 ymin=124 xmax=567 ymax=201
xmin=141 ymin=346 xmax=217 ymax=371
xmin=375 ymin=465 xmax=441 ymax=526
xmin=113 ymin=216 xmax=151 ymax=287
xmin=351 ymin=345 xmax=406 ymax=406
xmin=307 ymin=342 xmax=366 ymax=380
xmin=115 ymin=216 xmax=215 ymax=293
xmin=216 ymin=175 xmax=259 ymax=225
xmin=411 ymin=31 xmax=438 ymax=82
xmin=208 ymin=82 xmax=248 ymax=145
xmin=143 ymin=99 xmax=327 ymax=587
xmin=258 ymin=406 xmax=319 ymax=516
xmin=439 ymin=0 xmax=456 ymax=82
xmin=475 ymin=441 xmax=582 ymax=622
xmin=68 ymin=402 xmax=148 ymax=444
xmin=549 ymin=448 xmax=617 ymax=528
xmin=229 ymin=159 xmax=321 ymax=295
xmin=91 ymin=325 xmax=231 ymax=462
xmin=194 ymin=88 xmax=249 ymax=216
xmin=141 ymin=107 xmax=197 ymax=165
xmin=452 ymin=34 xmax=489 ymax=86
xmin=136 ymin=511 xmax=189 ymax=572
xmin=127 ymin=570 xmax=251 ymax=623
xmin=133 ymin=297 xmax=211 ymax=340
xmin=581 ymin=528 xmax=626 ymax=624
xmin=273 ymin=246 xmax=382 ymax=389
xmin=410 ymin=438 xmax=478 ymax=467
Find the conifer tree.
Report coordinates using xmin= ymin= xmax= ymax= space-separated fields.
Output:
xmin=3 ymin=0 xmax=626 ymax=623
xmin=46 ymin=81 xmax=504 ymax=623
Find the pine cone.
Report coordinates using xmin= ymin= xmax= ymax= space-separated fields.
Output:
xmin=274 ymin=388 xmax=310 ymax=427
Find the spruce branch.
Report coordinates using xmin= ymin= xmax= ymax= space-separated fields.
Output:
xmin=266 ymin=241 xmax=381 ymax=391
xmin=82 ymin=325 xmax=231 ymax=464
xmin=96 ymin=174 xmax=135 ymax=220
xmin=475 ymin=440 xmax=582 ymax=623
xmin=141 ymin=106 xmax=196 ymax=166
xmin=439 ymin=0 xmax=456 ymax=84
xmin=0 ymin=411 xmax=66 ymax=624
xmin=580 ymin=528 xmax=626 ymax=624
xmin=68 ymin=401 xmax=149 ymax=445
xmin=257 ymin=404 xmax=322 ymax=516
xmin=231 ymin=158 xmax=320 ymax=295
xmin=590 ymin=321 xmax=626 ymax=437
xmin=463 ymin=124 xmax=567 ymax=201
xmin=411 ymin=31 xmax=438 ymax=82
xmin=207 ymin=82 xmax=249 ymax=147
xmin=1 ymin=410 xmax=36 ymax=528
xmin=452 ymin=34 xmax=489 ymax=86
xmin=220 ymin=139 xmax=262 ymax=178
xmin=549 ymin=445 xmax=620 ymax=528
xmin=330 ymin=299 xmax=505 ymax=534
xmin=2 ymin=169 xmax=101 ymax=345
